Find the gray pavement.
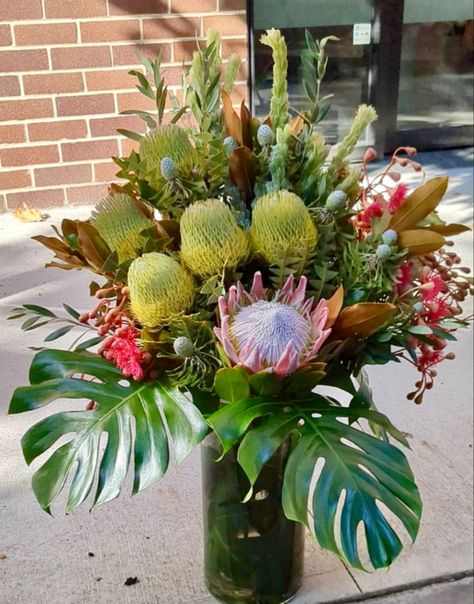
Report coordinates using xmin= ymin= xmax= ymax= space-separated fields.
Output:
xmin=0 ymin=149 xmax=473 ymax=603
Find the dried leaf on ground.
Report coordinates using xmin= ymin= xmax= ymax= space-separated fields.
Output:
xmin=12 ymin=203 xmax=48 ymax=223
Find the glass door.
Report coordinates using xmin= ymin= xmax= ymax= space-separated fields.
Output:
xmin=250 ymin=0 xmax=377 ymax=147
xmin=249 ymin=0 xmax=474 ymax=154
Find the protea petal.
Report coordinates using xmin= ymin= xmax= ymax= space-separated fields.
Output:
xmin=250 ymin=271 xmax=265 ymax=300
xmin=216 ymin=272 xmax=332 ymax=375
xmin=274 ymin=341 xmax=300 ymax=375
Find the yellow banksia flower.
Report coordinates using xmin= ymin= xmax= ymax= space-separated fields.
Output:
xmin=180 ymin=199 xmax=250 ymax=277
xmin=91 ymin=193 xmax=153 ymax=263
xmin=139 ymin=124 xmax=198 ymax=189
xmin=128 ymin=253 xmax=195 ymax=327
xmin=251 ymin=191 xmax=317 ymax=264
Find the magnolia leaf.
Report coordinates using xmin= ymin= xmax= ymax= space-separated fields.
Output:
xmin=9 ymin=349 xmax=207 ymax=513
xmin=422 ymin=223 xmax=471 ymax=237
xmin=229 ymin=147 xmax=254 ymax=200
xmin=76 ymin=222 xmax=111 ymax=271
xmin=325 ymin=285 xmax=344 ymax=328
xmin=240 ymin=101 xmax=252 ymax=148
xmin=221 ymin=90 xmax=242 ymax=144
xmin=290 ymin=115 xmax=304 ymax=135
xmin=333 ymin=303 xmax=396 ymax=338
xmin=389 ymin=177 xmax=448 ymax=232
xmin=398 ymin=229 xmax=445 ymax=255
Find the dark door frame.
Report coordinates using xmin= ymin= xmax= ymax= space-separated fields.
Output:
xmin=247 ymin=0 xmax=474 ymax=155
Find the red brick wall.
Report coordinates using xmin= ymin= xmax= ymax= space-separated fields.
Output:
xmin=0 ymin=0 xmax=248 ymax=212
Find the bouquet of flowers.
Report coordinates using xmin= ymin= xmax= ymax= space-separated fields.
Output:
xmin=8 ymin=28 xmax=472 ymax=597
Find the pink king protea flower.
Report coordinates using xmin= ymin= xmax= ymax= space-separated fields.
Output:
xmin=214 ymin=272 xmax=331 ymax=376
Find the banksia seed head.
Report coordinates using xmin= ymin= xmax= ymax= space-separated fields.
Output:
xmin=128 ymin=253 xmax=195 ymax=327
xmin=180 ymin=199 xmax=250 ymax=277
xmin=91 ymin=193 xmax=153 ymax=263
xmin=139 ymin=124 xmax=198 ymax=189
xmin=223 ymin=136 xmax=238 ymax=156
xmin=160 ymin=156 xmax=177 ymax=181
xmin=257 ymin=124 xmax=274 ymax=146
xmin=382 ymin=229 xmax=398 ymax=245
xmin=325 ymin=190 xmax=347 ymax=211
xmin=250 ymin=191 xmax=317 ymax=265
xmin=376 ymin=244 xmax=392 ymax=261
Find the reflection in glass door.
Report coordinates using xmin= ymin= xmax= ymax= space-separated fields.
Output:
xmin=397 ymin=0 xmax=474 ymax=131
xmin=251 ymin=0 xmax=376 ymax=145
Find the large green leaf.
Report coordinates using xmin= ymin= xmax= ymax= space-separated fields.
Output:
xmin=209 ymin=393 xmax=421 ymax=571
xmin=9 ymin=349 xmax=208 ymax=513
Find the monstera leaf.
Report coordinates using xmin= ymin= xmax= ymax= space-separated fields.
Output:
xmin=9 ymin=350 xmax=208 ymax=513
xmin=209 ymin=393 xmax=422 ymax=570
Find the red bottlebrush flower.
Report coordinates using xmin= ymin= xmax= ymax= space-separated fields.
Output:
xmin=396 ymin=260 xmax=415 ymax=294
xmin=358 ymin=199 xmax=383 ymax=227
xmin=99 ymin=325 xmax=148 ymax=381
xmin=423 ymin=298 xmax=451 ymax=324
xmin=388 ymin=184 xmax=409 ymax=213
xmin=416 ymin=345 xmax=443 ymax=372
xmin=420 ymin=269 xmax=446 ymax=302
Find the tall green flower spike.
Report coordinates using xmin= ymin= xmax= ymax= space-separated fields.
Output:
xmin=251 ymin=191 xmax=317 ymax=265
xmin=139 ymin=124 xmax=198 ymax=189
xmin=260 ymin=28 xmax=289 ymax=131
xmin=328 ymin=104 xmax=378 ymax=175
xmin=180 ymin=199 xmax=250 ymax=277
xmin=90 ymin=193 xmax=153 ymax=263
xmin=128 ymin=252 xmax=195 ymax=327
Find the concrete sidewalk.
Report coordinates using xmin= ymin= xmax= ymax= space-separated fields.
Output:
xmin=0 ymin=149 xmax=473 ymax=604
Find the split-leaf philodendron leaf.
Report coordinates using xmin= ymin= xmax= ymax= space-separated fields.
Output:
xmin=9 ymin=349 xmax=208 ymax=513
xmin=209 ymin=392 xmax=422 ymax=571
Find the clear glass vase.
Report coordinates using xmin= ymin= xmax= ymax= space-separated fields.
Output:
xmin=201 ymin=434 xmax=305 ymax=604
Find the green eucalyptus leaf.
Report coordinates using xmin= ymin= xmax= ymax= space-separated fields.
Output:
xmin=44 ymin=325 xmax=75 ymax=342
xmin=23 ymin=304 xmax=57 ymax=318
xmin=9 ymin=349 xmax=207 ymax=513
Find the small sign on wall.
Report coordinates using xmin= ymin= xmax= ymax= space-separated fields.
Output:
xmin=353 ymin=23 xmax=372 ymax=45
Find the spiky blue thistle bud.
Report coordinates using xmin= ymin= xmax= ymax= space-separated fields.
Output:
xmin=376 ymin=243 xmax=392 ymax=261
xmin=223 ymin=136 xmax=238 ymax=156
xmin=382 ymin=229 xmax=398 ymax=246
xmin=325 ymin=190 xmax=347 ymax=211
xmin=257 ymin=124 xmax=273 ymax=146
xmin=160 ymin=156 xmax=177 ymax=181
xmin=173 ymin=336 xmax=195 ymax=358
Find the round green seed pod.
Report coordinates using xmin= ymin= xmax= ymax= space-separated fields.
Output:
xmin=250 ymin=190 xmax=317 ymax=264
xmin=139 ymin=124 xmax=198 ymax=189
xmin=180 ymin=199 xmax=250 ymax=277
xmin=90 ymin=193 xmax=153 ymax=263
xmin=128 ymin=253 xmax=195 ymax=327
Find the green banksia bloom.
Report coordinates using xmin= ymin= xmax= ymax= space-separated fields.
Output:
xmin=382 ymin=229 xmax=398 ymax=245
xmin=139 ymin=125 xmax=197 ymax=189
xmin=251 ymin=191 xmax=317 ymax=264
xmin=128 ymin=253 xmax=195 ymax=327
xmin=180 ymin=199 xmax=250 ymax=277
xmin=260 ymin=29 xmax=289 ymax=131
xmin=328 ymin=105 xmax=378 ymax=175
xmin=91 ymin=193 xmax=153 ymax=263
xmin=326 ymin=190 xmax=347 ymax=211
xmin=223 ymin=53 xmax=241 ymax=95
xmin=160 ymin=156 xmax=177 ymax=181
xmin=376 ymin=244 xmax=392 ymax=261
xmin=257 ymin=124 xmax=273 ymax=146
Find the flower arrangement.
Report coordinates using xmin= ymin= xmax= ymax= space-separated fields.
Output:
xmin=8 ymin=28 xmax=472 ymax=588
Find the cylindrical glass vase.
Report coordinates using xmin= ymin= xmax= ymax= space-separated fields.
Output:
xmin=201 ymin=434 xmax=305 ymax=604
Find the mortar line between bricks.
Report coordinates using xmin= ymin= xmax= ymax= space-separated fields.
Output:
xmin=322 ymin=569 xmax=474 ymax=604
